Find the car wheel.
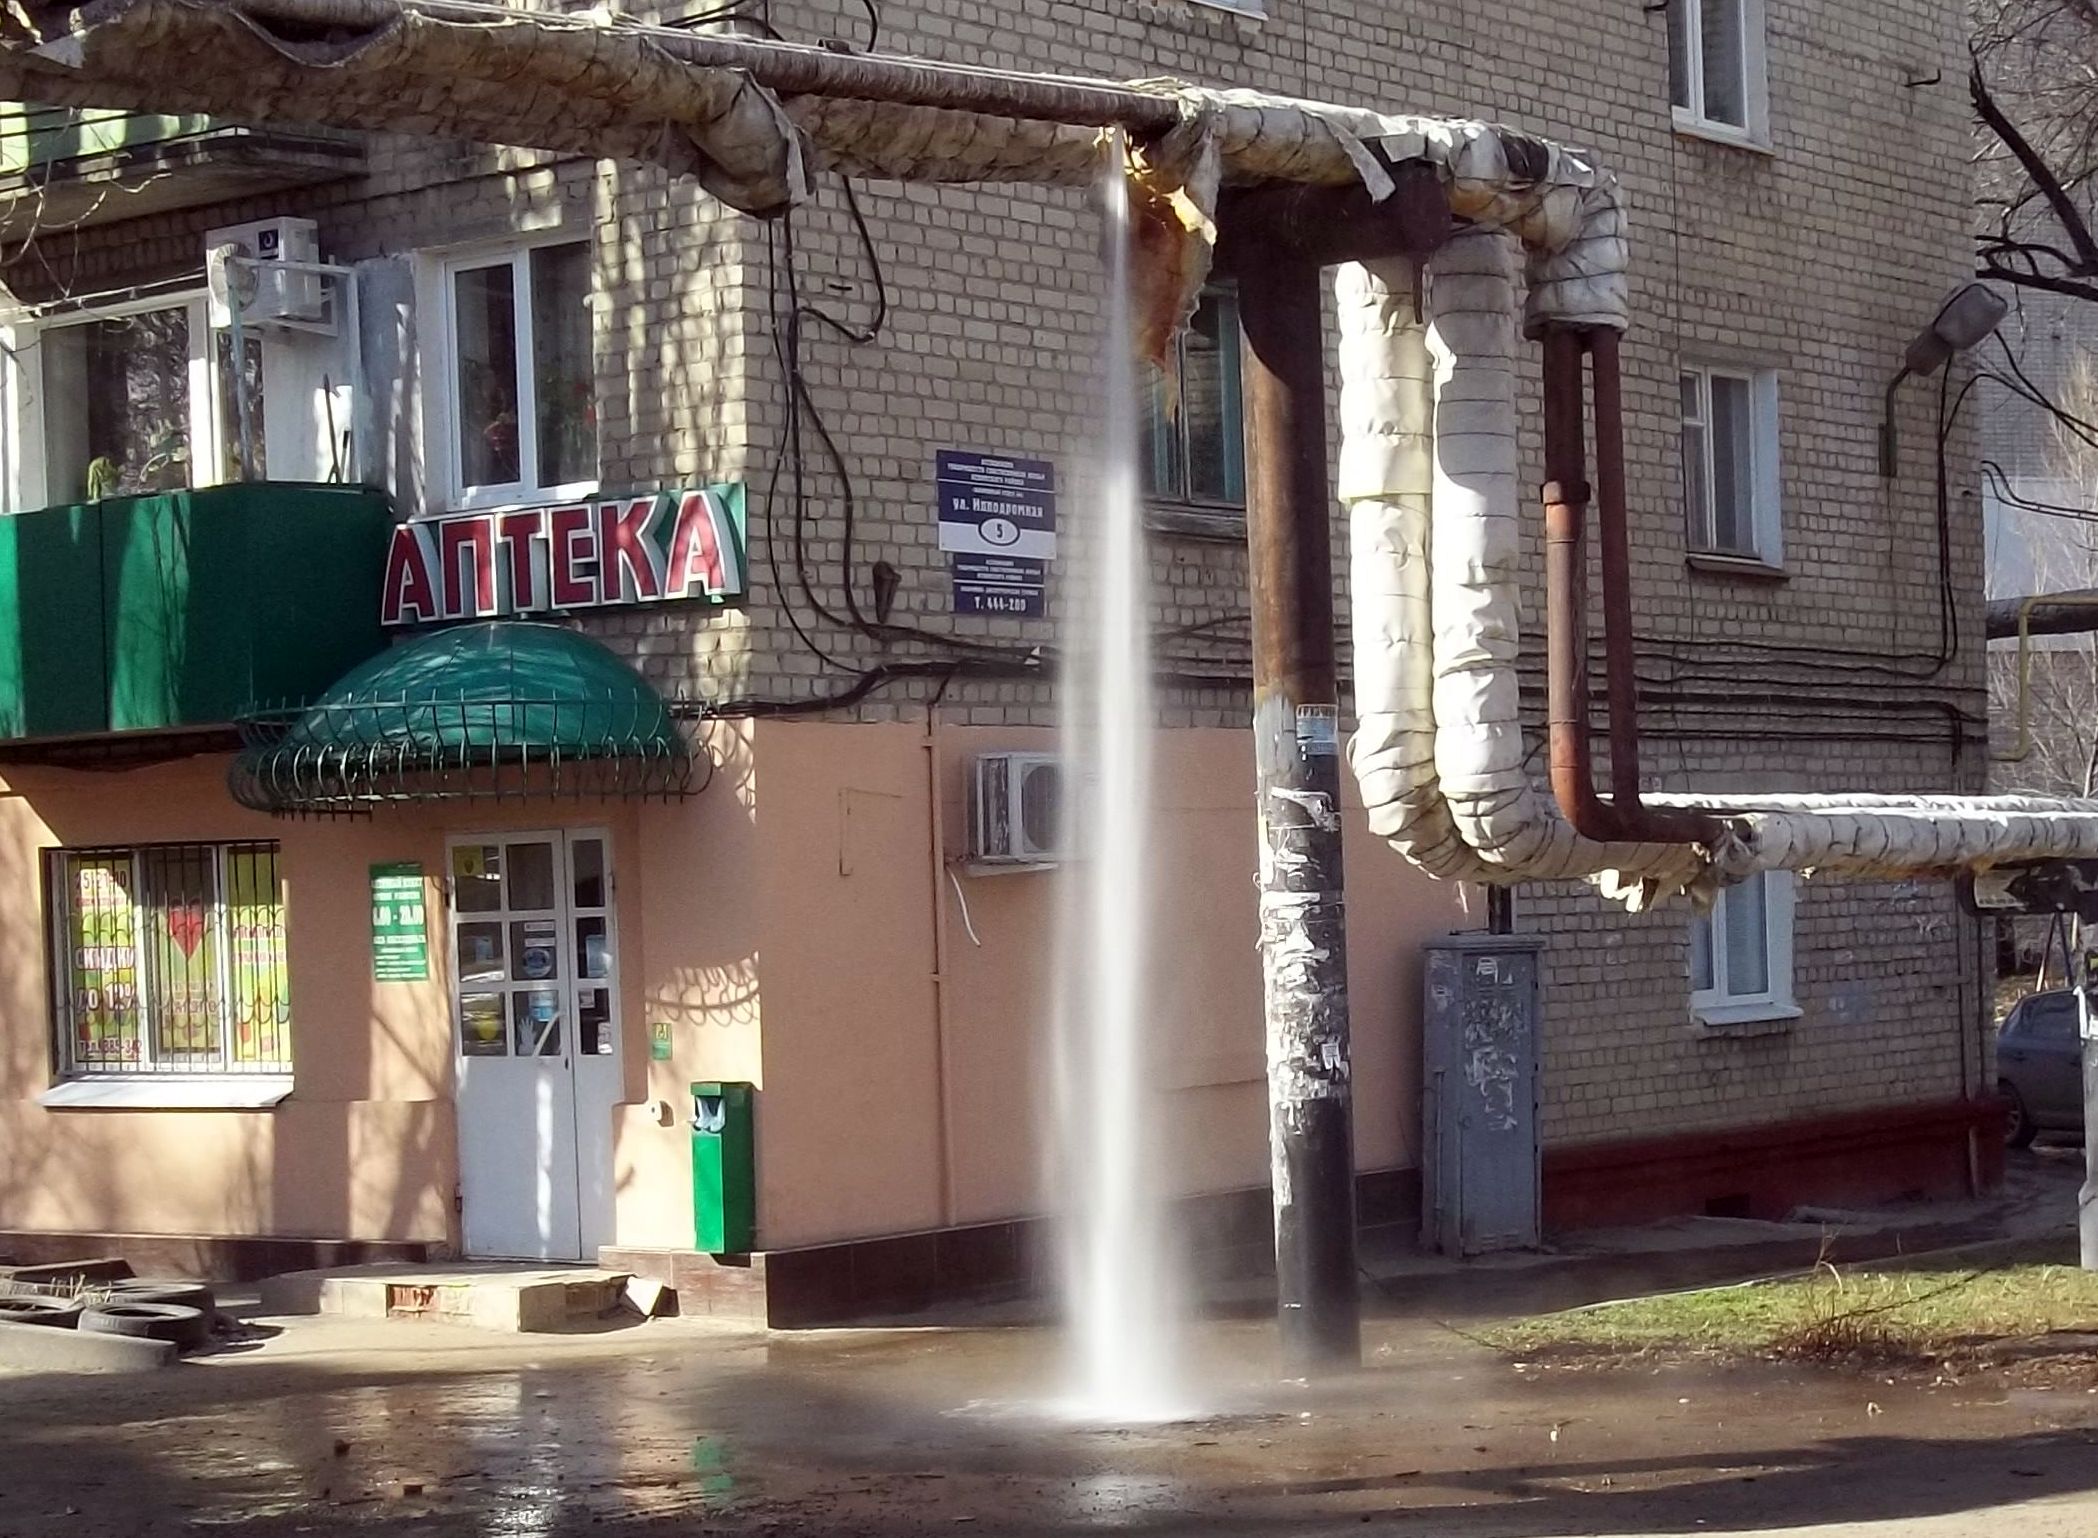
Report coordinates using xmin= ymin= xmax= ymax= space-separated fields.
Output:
xmin=2002 ymin=1080 xmax=2039 ymax=1149
xmin=78 ymin=1301 xmax=209 ymax=1349
xmin=0 ymin=1295 xmax=81 ymax=1329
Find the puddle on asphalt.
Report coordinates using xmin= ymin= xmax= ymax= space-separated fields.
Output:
xmin=2 ymin=1317 xmax=2095 ymax=1536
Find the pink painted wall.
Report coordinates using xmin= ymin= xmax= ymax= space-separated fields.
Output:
xmin=746 ymin=720 xmax=1470 ymax=1252
xmin=614 ymin=721 xmax=767 ymax=1249
xmin=0 ymin=748 xmax=708 ymax=1250
xmin=0 ymin=715 xmax=1464 ymax=1259
xmin=0 ymin=756 xmax=458 ymax=1242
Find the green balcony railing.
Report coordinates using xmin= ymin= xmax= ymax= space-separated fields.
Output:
xmin=0 ymin=482 xmax=394 ymax=743
xmin=0 ymin=106 xmax=362 ymax=233
xmin=0 ymin=105 xmax=216 ymax=176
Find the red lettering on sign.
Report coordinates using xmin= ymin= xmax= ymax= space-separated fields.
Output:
xmin=598 ymin=497 xmax=664 ymax=602
xmin=379 ymin=490 xmax=743 ymax=627
xmin=548 ymin=505 xmax=598 ymax=608
xmin=439 ymin=517 xmax=497 ymax=617
xmin=495 ymin=508 xmax=547 ymax=612
xmin=665 ymin=490 xmax=730 ymax=599
xmin=380 ymin=524 xmax=440 ymax=626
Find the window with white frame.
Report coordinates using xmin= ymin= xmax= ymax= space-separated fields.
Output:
xmin=1679 ymin=363 xmax=1781 ymax=564
xmin=38 ymin=299 xmax=209 ymax=503
xmin=47 ymin=841 xmax=291 ymax=1080
xmin=1689 ymin=870 xmax=1796 ymax=1023
xmin=441 ymin=240 xmax=597 ymax=509
xmin=1142 ymin=285 xmax=1245 ymax=533
xmin=7 ymin=292 xmax=277 ymax=513
xmin=1668 ymin=0 xmax=1768 ymax=142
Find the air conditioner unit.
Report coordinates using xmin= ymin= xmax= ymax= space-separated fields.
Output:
xmin=204 ymin=216 xmax=323 ymax=327
xmin=968 ymin=752 xmax=1065 ymax=869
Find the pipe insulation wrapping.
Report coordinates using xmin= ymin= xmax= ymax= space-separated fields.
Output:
xmin=1648 ymin=793 xmax=2098 ymax=881
xmin=1339 ymin=231 xmax=2098 ymax=903
xmin=24 ymin=0 xmax=2098 ymax=897
xmin=0 ymin=2 xmax=1633 ymax=330
xmin=1336 ymin=258 xmax=1490 ymax=883
xmin=1340 ymin=233 xmax=1701 ymax=905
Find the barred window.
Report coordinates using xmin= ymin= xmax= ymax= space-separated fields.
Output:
xmin=47 ymin=842 xmax=291 ymax=1079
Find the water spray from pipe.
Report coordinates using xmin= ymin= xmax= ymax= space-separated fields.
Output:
xmin=1048 ymin=132 xmax=1187 ymax=1422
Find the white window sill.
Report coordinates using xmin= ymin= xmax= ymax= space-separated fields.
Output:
xmin=434 ymin=481 xmax=602 ymax=517
xmin=1671 ymin=110 xmax=1775 ymax=157
xmin=1183 ymin=0 xmax=1266 ymax=16
xmin=1692 ymin=1002 xmax=1802 ymax=1035
xmin=1687 ymin=551 xmax=1787 ymax=581
xmin=40 ymin=1077 xmax=293 ymax=1110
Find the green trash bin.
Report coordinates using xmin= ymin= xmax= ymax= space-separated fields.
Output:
xmin=691 ymin=1081 xmax=755 ymax=1255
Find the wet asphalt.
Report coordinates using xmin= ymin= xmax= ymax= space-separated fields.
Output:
xmin=3 ymin=1308 xmax=2096 ymax=1536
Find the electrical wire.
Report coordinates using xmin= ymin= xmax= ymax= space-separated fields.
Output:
xmin=1981 ymin=459 xmax=2098 ymax=522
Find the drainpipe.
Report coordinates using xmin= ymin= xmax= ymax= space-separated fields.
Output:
xmin=922 ymin=714 xmax=958 ymax=1229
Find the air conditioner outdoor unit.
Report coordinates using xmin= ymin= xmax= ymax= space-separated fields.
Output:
xmin=968 ymin=752 xmax=1065 ymax=869
xmin=204 ymin=216 xmax=324 ymax=327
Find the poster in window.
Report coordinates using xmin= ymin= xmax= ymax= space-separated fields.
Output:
xmin=143 ymin=847 xmax=221 ymax=1059
xmin=460 ymin=992 xmax=506 ymax=1056
xmin=66 ymin=855 xmax=141 ymax=1064
xmin=228 ymin=848 xmax=291 ymax=1063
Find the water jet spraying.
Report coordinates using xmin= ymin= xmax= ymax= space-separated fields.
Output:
xmin=1048 ymin=137 xmax=1188 ymax=1422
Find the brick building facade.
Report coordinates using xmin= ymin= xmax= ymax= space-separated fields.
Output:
xmin=0 ymin=0 xmax=1999 ymax=1306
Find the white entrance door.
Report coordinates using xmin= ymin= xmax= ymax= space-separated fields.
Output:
xmin=449 ymin=831 xmax=622 ymax=1261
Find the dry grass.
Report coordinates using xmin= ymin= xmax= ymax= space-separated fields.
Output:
xmin=1483 ymin=1239 xmax=2098 ymax=1367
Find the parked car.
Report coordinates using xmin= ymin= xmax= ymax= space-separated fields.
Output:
xmin=1998 ymin=989 xmax=2087 ymax=1148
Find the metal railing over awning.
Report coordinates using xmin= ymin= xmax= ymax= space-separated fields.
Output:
xmin=230 ymin=620 xmax=701 ymax=816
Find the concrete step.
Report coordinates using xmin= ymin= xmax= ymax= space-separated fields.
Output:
xmin=258 ymin=1263 xmax=633 ymax=1333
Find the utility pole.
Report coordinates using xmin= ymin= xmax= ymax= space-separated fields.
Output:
xmin=1238 ymin=240 xmax=1362 ymax=1373
xmin=2080 ymin=946 xmax=2098 ymax=1270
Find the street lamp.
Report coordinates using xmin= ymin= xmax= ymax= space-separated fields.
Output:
xmin=1877 ymin=281 xmax=2010 ymax=478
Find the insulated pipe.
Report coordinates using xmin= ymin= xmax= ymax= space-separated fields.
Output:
xmin=1339 ymin=230 xmax=1704 ymax=903
xmin=1539 ymin=328 xmax=1622 ymax=844
xmin=1335 ymin=258 xmax=1492 ymax=882
xmin=217 ymin=0 xmax=1189 ymax=134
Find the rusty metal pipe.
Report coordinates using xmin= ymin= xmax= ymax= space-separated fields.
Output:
xmin=1588 ymin=327 xmax=1644 ymax=812
xmin=1541 ymin=327 xmax=1623 ymax=843
xmin=1586 ymin=331 xmax=1724 ymax=845
xmin=1239 ymin=242 xmax=1361 ymax=1373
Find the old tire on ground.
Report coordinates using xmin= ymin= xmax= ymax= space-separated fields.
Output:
xmin=104 ymin=1279 xmax=215 ymax=1314
xmin=2002 ymin=1079 xmax=2039 ymax=1150
xmin=78 ymin=1301 xmax=208 ymax=1349
xmin=0 ymin=1295 xmax=82 ymax=1329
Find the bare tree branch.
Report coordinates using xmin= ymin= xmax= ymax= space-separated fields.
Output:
xmin=1973 ymin=56 xmax=2098 ymax=278
xmin=1979 ymin=255 xmax=2098 ymax=303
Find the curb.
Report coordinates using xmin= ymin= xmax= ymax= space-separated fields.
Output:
xmin=0 ymin=1317 xmax=177 ymax=1373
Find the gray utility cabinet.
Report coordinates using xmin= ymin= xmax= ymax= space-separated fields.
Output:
xmin=1421 ymin=932 xmax=1544 ymax=1256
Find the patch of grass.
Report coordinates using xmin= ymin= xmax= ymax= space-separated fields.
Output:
xmin=1483 ymin=1238 xmax=2098 ymax=1365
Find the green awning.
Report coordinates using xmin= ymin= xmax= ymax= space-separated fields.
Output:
xmin=230 ymin=620 xmax=697 ymax=815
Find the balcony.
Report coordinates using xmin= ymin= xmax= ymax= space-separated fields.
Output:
xmin=0 ymin=482 xmax=393 ymax=759
xmin=0 ymin=106 xmax=361 ymax=239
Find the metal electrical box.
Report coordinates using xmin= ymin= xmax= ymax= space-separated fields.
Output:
xmin=692 ymin=1081 xmax=755 ymax=1256
xmin=1421 ymin=933 xmax=1544 ymax=1256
